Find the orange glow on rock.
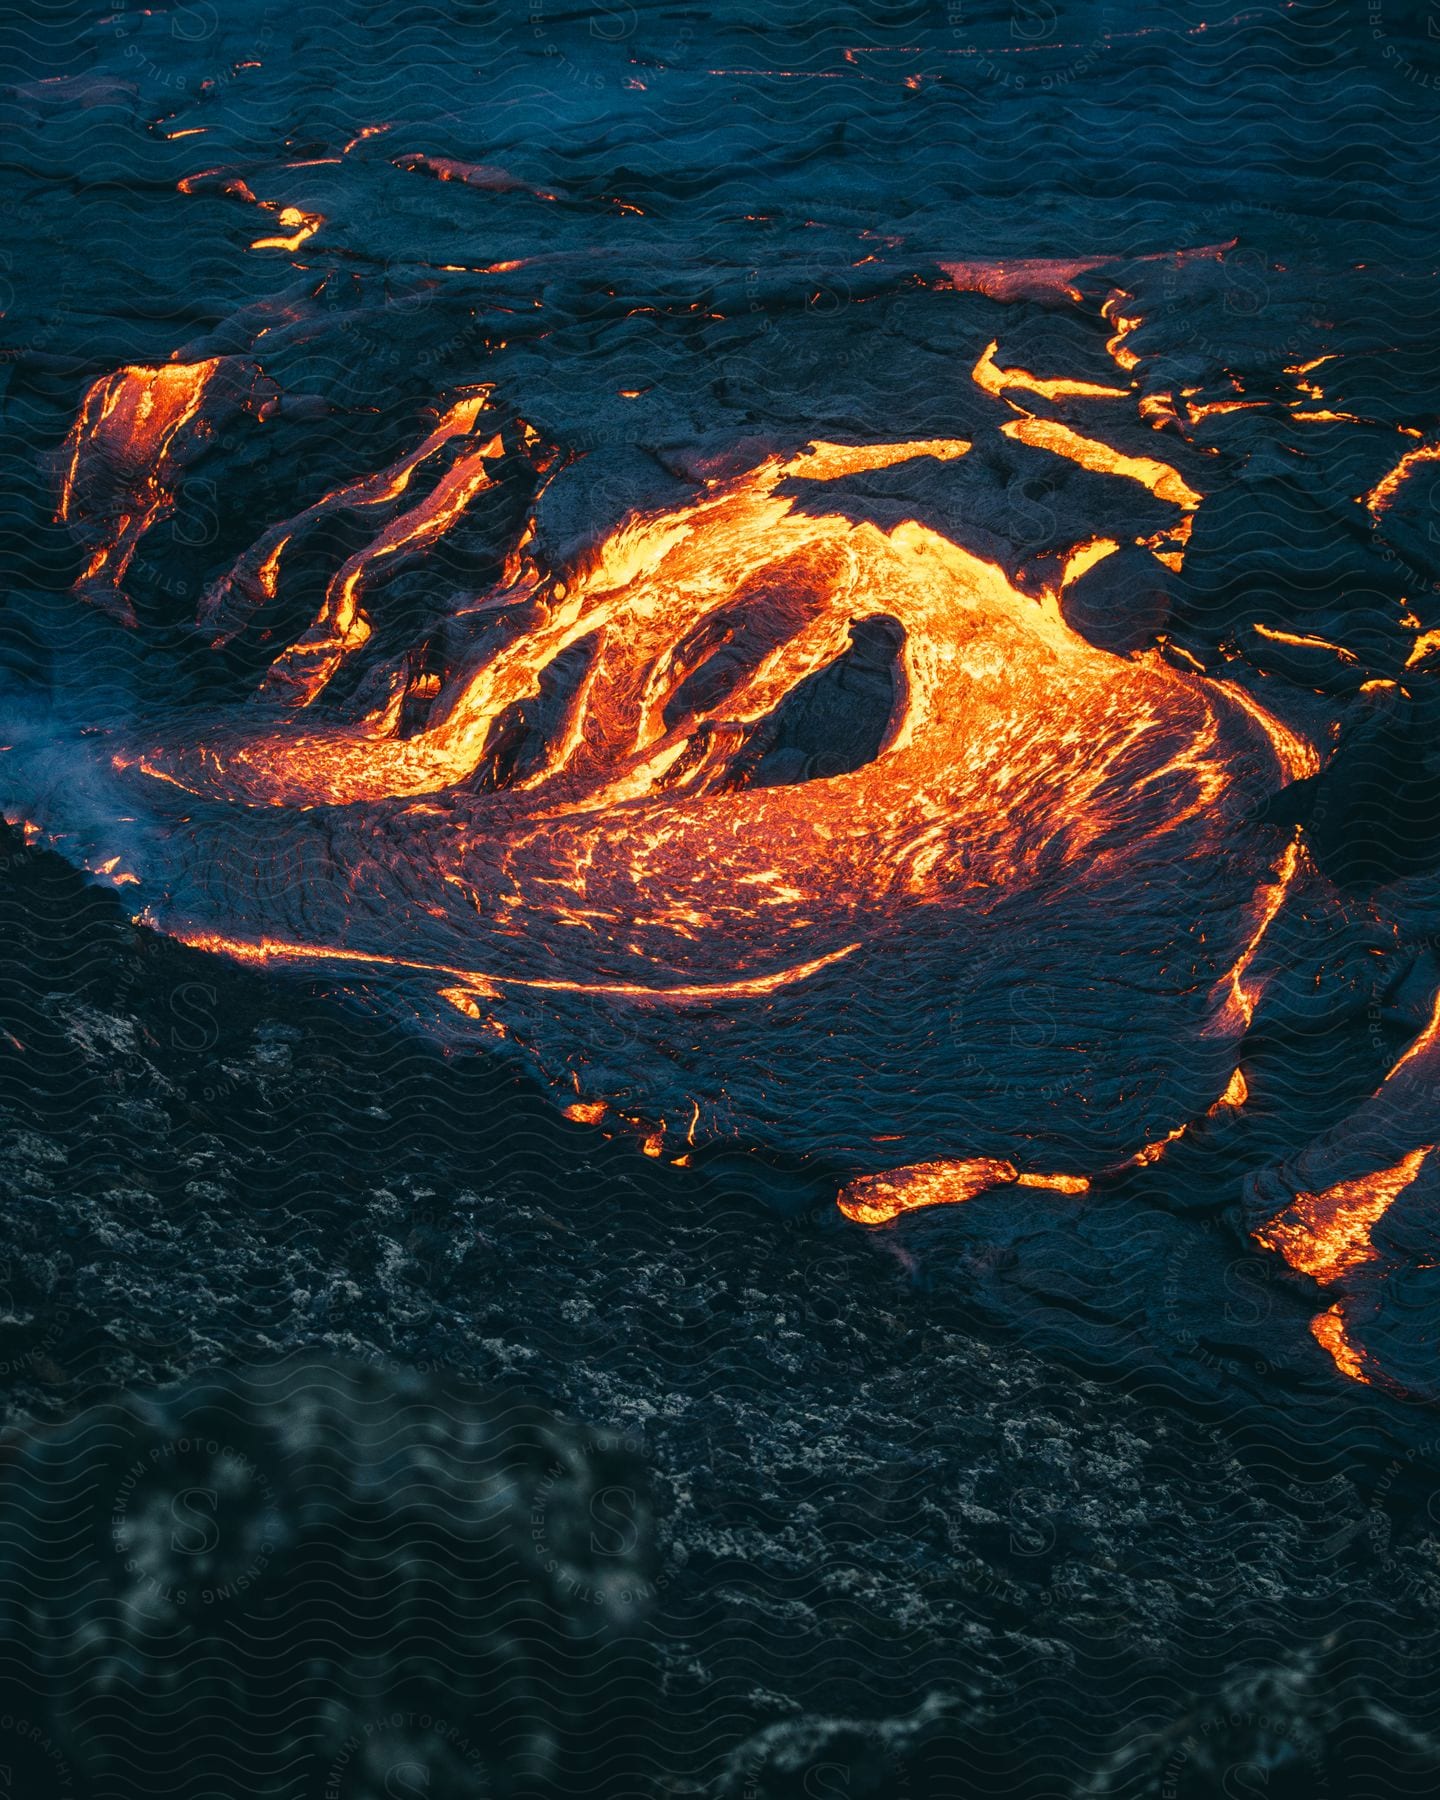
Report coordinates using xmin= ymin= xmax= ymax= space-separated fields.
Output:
xmin=258 ymin=430 xmax=504 ymax=706
xmin=1405 ymin=628 xmax=1440 ymax=668
xmin=1389 ymin=985 xmax=1440 ymax=1081
xmin=1311 ymin=1304 xmax=1368 ymax=1383
xmin=1211 ymin=686 xmax=1318 ymax=784
xmin=198 ymin=389 xmax=493 ymax=643
xmin=1364 ymin=440 xmax=1440 ymax=517
xmin=1060 ymin=536 xmax=1121 ymax=586
xmin=1254 ymin=1145 xmax=1433 ymax=1288
xmin=564 ymin=1101 xmax=607 ymax=1125
xmin=250 ymin=204 xmax=322 ymax=251
xmin=392 ymin=152 xmax=563 ymax=201
xmin=1102 ymin=291 xmax=1143 ymax=374
xmin=972 ymin=340 xmax=1129 ymax=402
xmin=1216 ymin=831 xmax=1304 ymax=1032
xmin=50 ymin=377 xmax=1304 ymax=1204
xmin=1000 ymin=418 xmax=1202 ymax=510
xmin=838 ymin=1158 xmax=1090 ymax=1224
xmin=1250 ymin=622 xmax=1357 ymax=662
xmin=57 ymin=358 xmax=276 ymax=621
xmin=935 ymin=246 xmax=1230 ymax=307
xmin=839 ymin=1157 xmax=1017 ymax=1223
xmin=166 ymin=926 xmax=861 ymax=1004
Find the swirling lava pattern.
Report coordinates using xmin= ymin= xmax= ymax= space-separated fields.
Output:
xmin=27 ymin=385 xmax=1304 ymax=1199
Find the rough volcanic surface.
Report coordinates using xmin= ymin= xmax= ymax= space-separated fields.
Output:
xmin=4 ymin=0 xmax=1440 ymax=1794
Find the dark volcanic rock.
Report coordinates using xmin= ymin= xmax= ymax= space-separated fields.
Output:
xmin=1176 ymin=478 xmax=1394 ymax=640
xmin=2 ymin=833 xmax=1440 ymax=1798
xmin=736 ymin=614 xmax=904 ymax=787
xmin=1077 ymin=1636 xmax=1440 ymax=1799
xmin=1304 ymin=691 xmax=1440 ymax=887
xmin=711 ymin=1691 xmax=976 ymax=1799
xmin=0 ymin=1357 xmax=656 ymax=1800
xmin=1061 ymin=544 xmax=1172 ymax=655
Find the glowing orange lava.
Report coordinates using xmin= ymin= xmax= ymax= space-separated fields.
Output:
xmin=41 ymin=368 xmax=1308 ymax=1194
xmin=1249 ymin=984 xmax=1440 ymax=1384
xmin=837 ymin=1158 xmax=1090 ymax=1224
xmin=1363 ymin=441 xmax=1440 ymax=517
xmin=57 ymin=359 xmax=250 ymax=620
xmin=1311 ymin=1304 xmax=1367 ymax=1383
xmin=1000 ymin=418 xmax=1202 ymax=510
xmin=250 ymin=203 xmax=323 ymax=252
xmin=199 ymin=387 xmax=495 ymax=647
xmin=1250 ymin=623 xmax=1357 ymax=663
xmin=972 ymin=340 xmax=1129 ymax=402
xmin=1254 ymin=1145 xmax=1433 ymax=1287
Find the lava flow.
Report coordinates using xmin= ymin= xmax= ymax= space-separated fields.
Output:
xmin=58 ymin=358 xmax=277 ymax=622
xmin=19 ymin=187 xmax=1440 ymax=1396
xmin=18 ymin=372 xmax=1313 ymax=1209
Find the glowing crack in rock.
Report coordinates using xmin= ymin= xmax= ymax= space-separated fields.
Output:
xmin=1361 ymin=440 xmax=1440 ymax=517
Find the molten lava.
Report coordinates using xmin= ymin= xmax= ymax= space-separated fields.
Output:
xmin=29 ymin=368 xmax=1314 ymax=1204
xmin=1363 ymin=440 xmax=1440 ymax=518
xmin=21 ymin=183 xmax=1425 ymax=1401
xmin=1254 ymin=1146 xmax=1434 ymax=1288
xmin=999 ymin=419 xmax=1203 ymax=511
xmin=838 ymin=1159 xmax=1090 ymax=1225
xmin=58 ymin=359 xmax=276 ymax=622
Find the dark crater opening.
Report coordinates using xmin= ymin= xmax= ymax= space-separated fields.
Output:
xmin=733 ymin=613 xmax=906 ymax=789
